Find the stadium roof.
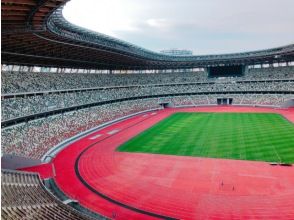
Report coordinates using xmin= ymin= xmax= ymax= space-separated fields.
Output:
xmin=2 ymin=0 xmax=294 ymax=70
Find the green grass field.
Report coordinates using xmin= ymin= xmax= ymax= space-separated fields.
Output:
xmin=117 ymin=113 xmax=294 ymax=163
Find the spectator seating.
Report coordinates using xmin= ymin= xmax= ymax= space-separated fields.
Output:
xmin=1 ymin=66 xmax=293 ymax=159
xmin=1 ymin=99 xmax=160 ymax=159
xmin=1 ymin=65 xmax=293 ymax=219
xmin=2 ymin=80 xmax=293 ymax=121
xmin=1 ymin=170 xmax=104 ymax=220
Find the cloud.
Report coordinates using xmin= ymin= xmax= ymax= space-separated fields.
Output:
xmin=146 ymin=18 xmax=171 ymax=30
xmin=63 ymin=0 xmax=294 ymax=54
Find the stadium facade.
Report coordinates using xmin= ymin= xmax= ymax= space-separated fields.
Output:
xmin=1 ymin=1 xmax=294 ymax=220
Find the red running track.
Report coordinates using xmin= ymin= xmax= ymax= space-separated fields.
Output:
xmin=22 ymin=106 xmax=294 ymax=220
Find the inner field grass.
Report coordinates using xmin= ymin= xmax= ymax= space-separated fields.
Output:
xmin=117 ymin=113 xmax=294 ymax=163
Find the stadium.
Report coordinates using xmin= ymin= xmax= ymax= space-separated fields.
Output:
xmin=1 ymin=0 xmax=294 ymax=219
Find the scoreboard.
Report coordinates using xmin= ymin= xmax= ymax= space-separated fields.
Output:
xmin=208 ymin=65 xmax=244 ymax=77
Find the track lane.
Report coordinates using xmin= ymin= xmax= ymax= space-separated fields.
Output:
xmin=22 ymin=106 xmax=294 ymax=219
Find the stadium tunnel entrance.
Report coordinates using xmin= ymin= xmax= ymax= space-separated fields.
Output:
xmin=217 ymin=98 xmax=233 ymax=105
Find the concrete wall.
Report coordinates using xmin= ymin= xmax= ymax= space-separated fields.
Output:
xmin=1 ymin=154 xmax=42 ymax=169
xmin=281 ymin=99 xmax=294 ymax=108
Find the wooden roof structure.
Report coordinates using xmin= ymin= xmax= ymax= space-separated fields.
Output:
xmin=2 ymin=0 xmax=294 ymax=70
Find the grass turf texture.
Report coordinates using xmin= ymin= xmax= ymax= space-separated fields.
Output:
xmin=117 ymin=113 xmax=294 ymax=163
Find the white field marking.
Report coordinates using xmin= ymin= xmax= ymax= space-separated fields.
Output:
xmin=107 ymin=129 xmax=120 ymax=135
xmin=142 ymin=114 xmax=148 ymax=117
xmin=151 ymin=112 xmax=157 ymax=115
xmin=238 ymin=173 xmax=277 ymax=179
xmin=271 ymin=144 xmax=282 ymax=164
xmin=89 ymin=134 xmax=102 ymax=140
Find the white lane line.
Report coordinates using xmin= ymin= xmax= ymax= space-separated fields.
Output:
xmin=107 ymin=129 xmax=120 ymax=135
xmin=89 ymin=134 xmax=102 ymax=140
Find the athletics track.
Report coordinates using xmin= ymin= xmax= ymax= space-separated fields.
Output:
xmin=21 ymin=106 xmax=294 ymax=220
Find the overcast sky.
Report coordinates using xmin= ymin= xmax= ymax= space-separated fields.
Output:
xmin=63 ymin=0 xmax=294 ymax=55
